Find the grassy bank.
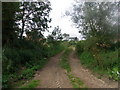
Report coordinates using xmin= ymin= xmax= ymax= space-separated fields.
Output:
xmin=76 ymin=40 xmax=119 ymax=81
xmin=2 ymin=39 xmax=65 ymax=88
xmin=78 ymin=50 xmax=118 ymax=79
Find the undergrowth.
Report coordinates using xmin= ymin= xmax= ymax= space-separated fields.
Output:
xmin=2 ymin=39 xmax=65 ymax=88
xmin=76 ymin=40 xmax=119 ymax=81
xmin=78 ymin=50 xmax=119 ymax=81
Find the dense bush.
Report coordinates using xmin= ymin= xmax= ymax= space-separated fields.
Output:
xmin=2 ymin=39 xmax=65 ymax=88
xmin=76 ymin=40 xmax=85 ymax=54
xmin=76 ymin=39 xmax=119 ymax=81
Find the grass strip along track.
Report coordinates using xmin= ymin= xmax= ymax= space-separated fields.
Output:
xmin=59 ymin=47 xmax=87 ymax=88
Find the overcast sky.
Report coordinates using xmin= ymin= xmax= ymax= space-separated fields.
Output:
xmin=44 ymin=0 xmax=83 ymax=40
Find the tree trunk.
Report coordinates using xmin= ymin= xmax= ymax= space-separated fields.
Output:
xmin=20 ymin=3 xmax=25 ymax=39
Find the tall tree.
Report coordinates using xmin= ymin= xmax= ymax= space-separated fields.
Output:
xmin=51 ymin=26 xmax=63 ymax=40
xmin=2 ymin=2 xmax=19 ymax=45
xmin=67 ymin=1 xmax=118 ymax=43
xmin=15 ymin=1 xmax=51 ymax=39
xmin=47 ymin=26 xmax=63 ymax=41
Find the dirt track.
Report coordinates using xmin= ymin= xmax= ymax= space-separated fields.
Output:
xmin=33 ymin=51 xmax=72 ymax=88
xmin=69 ymin=48 xmax=118 ymax=88
xmin=32 ymin=49 xmax=118 ymax=88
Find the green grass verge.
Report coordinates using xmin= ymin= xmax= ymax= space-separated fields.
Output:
xmin=20 ymin=80 xmax=40 ymax=88
xmin=59 ymin=47 xmax=87 ymax=88
xmin=2 ymin=40 xmax=67 ymax=88
xmin=59 ymin=48 xmax=72 ymax=73
xmin=3 ymin=45 xmax=66 ymax=88
xmin=77 ymin=50 xmax=119 ymax=81
xmin=67 ymin=73 xmax=87 ymax=88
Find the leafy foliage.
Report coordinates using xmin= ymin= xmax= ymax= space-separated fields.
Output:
xmin=2 ymin=2 xmax=19 ymax=45
xmin=15 ymin=1 xmax=51 ymax=39
xmin=2 ymin=39 xmax=65 ymax=88
xmin=76 ymin=40 xmax=119 ymax=81
xmin=108 ymin=67 xmax=119 ymax=81
xmin=47 ymin=26 xmax=63 ymax=41
xmin=68 ymin=3 xmax=119 ymax=76
xmin=76 ymin=40 xmax=85 ymax=54
xmin=2 ymin=1 xmax=66 ymax=88
xmin=68 ymin=2 xmax=118 ymax=41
